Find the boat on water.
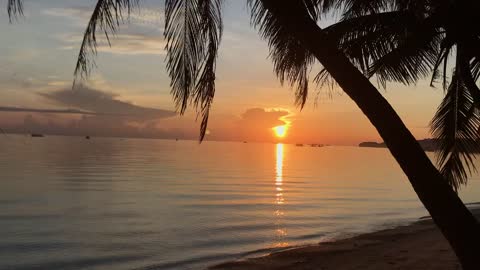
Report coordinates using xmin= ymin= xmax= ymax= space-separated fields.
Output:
xmin=31 ymin=134 xmax=44 ymax=138
xmin=310 ymin=144 xmax=325 ymax=147
xmin=85 ymin=136 xmax=91 ymax=140
xmin=295 ymin=143 xmax=304 ymax=147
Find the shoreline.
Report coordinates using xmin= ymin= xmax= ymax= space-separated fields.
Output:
xmin=209 ymin=208 xmax=480 ymax=270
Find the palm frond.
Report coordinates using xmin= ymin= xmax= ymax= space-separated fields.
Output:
xmin=248 ymin=0 xmax=323 ymax=108
xmin=471 ymin=57 xmax=480 ymax=82
xmin=431 ymin=71 xmax=480 ymax=191
xmin=165 ymin=0 xmax=223 ymax=140
xmin=323 ymin=11 xmax=441 ymax=86
xmin=74 ymin=0 xmax=139 ymax=84
xmin=271 ymin=31 xmax=316 ymax=108
xmin=325 ymin=11 xmax=411 ymax=75
xmin=459 ymin=53 xmax=480 ymax=106
xmin=430 ymin=45 xmax=480 ymax=191
xmin=314 ymin=67 xmax=337 ymax=91
xmin=7 ymin=0 xmax=23 ymax=22
xmin=429 ymin=36 xmax=455 ymax=89
xmin=340 ymin=0 xmax=428 ymax=19
xmin=341 ymin=0 xmax=395 ymax=18
xmin=316 ymin=0 xmax=341 ymax=14
xmin=368 ymin=25 xmax=441 ymax=86
xmin=323 ymin=5 xmax=480 ymax=190
xmin=195 ymin=0 xmax=223 ymax=141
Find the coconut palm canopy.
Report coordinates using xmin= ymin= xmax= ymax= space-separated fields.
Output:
xmin=321 ymin=0 xmax=480 ymax=191
xmin=6 ymin=0 xmax=480 ymax=190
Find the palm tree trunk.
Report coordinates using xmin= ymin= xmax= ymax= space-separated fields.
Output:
xmin=259 ymin=1 xmax=480 ymax=268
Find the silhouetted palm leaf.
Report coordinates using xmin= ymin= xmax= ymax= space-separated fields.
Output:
xmin=7 ymin=0 xmax=23 ymax=22
xmin=248 ymin=0 xmax=323 ymax=108
xmin=429 ymin=37 xmax=455 ymax=89
xmin=70 ymin=0 xmax=223 ymax=140
xmin=367 ymin=25 xmax=441 ymax=87
xmin=324 ymin=11 xmax=445 ymax=85
xmin=471 ymin=57 xmax=480 ymax=82
xmin=322 ymin=2 xmax=480 ymax=190
xmin=165 ymin=0 xmax=223 ymax=140
xmin=73 ymin=0 xmax=140 ymax=84
xmin=431 ymin=71 xmax=480 ymax=191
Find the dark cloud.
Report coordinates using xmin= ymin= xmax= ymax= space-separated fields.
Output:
xmin=0 ymin=86 xmax=181 ymax=139
xmin=240 ymin=108 xmax=288 ymax=128
xmin=206 ymin=108 xmax=290 ymax=142
xmin=39 ymin=85 xmax=176 ymax=120
xmin=2 ymin=114 xmax=192 ymax=140
xmin=0 ymin=106 xmax=291 ymax=142
xmin=0 ymin=106 xmax=96 ymax=115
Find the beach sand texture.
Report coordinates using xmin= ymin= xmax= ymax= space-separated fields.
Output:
xmin=209 ymin=209 xmax=480 ymax=270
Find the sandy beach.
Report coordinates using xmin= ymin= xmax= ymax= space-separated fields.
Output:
xmin=210 ymin=209 xmax=480 ymax=270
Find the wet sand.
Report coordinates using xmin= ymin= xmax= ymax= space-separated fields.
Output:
xmin=209 ymin=209 xmax=480 ymax=270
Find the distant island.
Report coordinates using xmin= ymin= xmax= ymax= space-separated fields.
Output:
xmin=359 ymin=139 xmax=438 ymax=152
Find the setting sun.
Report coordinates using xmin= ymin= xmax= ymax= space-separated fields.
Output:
xmin=273 ymin=125 xmax=287 ymax=138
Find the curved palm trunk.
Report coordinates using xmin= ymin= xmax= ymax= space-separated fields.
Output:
xmin=259 ymin=1 xmax=480 ymax=268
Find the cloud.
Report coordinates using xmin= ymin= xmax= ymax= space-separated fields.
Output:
xmin=43 ymin=7 xmax=164 ymax=28
xmin=206 ymin=108 xmax=291 ymax=142
xmin=58 ymin=33 xmax=167 ymax=56
xmin=0 ymin=106 xmax=97 ymax=115
xmin=0 ymin=106 xmax=292 ymax=142
xmin=42 ymin=7 xmax=93 ymax=26
xmin=0 ymin=86 xmax=180 ymax=139
xmin=45 ymin=6 xmax=167 ymax=56
xmin=1 ymin=113 xmax=189 ymax=140
xmin=39 ymin=85 xmax=176 ymax=120
xmin=240 ymin=108 xmax=289 ymax=128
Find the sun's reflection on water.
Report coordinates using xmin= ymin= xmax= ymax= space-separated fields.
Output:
xmin=274 ymin=143 xmax=288 ymax=247
xmin=275 ymin=143 xmax=284 ymax=204
xmin=276 ymin=144 xmax=283 ymax=180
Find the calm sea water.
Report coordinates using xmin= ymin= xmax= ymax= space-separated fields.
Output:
xmin=1 ymin=135 xmax=479 ymax=270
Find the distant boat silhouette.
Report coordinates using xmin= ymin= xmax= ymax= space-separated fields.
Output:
xmin=31 ymin=133 xmax=44 ymax=138
xmin=295 ymin=143 xmax=303 ymax=147
xmin=243 ymin=141 xmax=247 ymax=143
xmin=85 ymin=136 xmax=91 ymax=140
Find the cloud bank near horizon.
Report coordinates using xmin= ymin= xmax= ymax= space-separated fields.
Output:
xmin=39 ymin=85 xmax=176 ymax=119
xmin=0 ymin=85 xmax=182 ymax=138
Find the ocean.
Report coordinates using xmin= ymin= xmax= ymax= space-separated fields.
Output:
xmin=1 ymin=135 xmax=479 ymax=270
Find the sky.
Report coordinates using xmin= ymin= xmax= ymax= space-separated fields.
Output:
xmin=0 ymin=0 xmax=447 ymax=145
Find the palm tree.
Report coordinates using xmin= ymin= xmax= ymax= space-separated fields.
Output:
xmin=253 ymin=2 xmax=480 ymax=267
xmin=7 ymin=0 xmax=480 ymax=268
xmin=320 ymin=0 xmax=480 ymax=192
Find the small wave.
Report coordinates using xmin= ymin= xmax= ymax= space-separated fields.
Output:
xmin=4 ymin=254 xmax=150 ymax=270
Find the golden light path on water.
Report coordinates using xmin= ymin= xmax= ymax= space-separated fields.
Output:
xmin=275 ymin=144 xmax=284 ymax=203
xmin=274 ymin=143 xmax=288 ymax=247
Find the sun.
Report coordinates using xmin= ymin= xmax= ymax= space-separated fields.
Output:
xmin=273 ymin=125 xmax=287 ymax=138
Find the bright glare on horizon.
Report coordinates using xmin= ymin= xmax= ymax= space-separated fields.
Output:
xmin=273 ymin=125 xmax=287 ymax=138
